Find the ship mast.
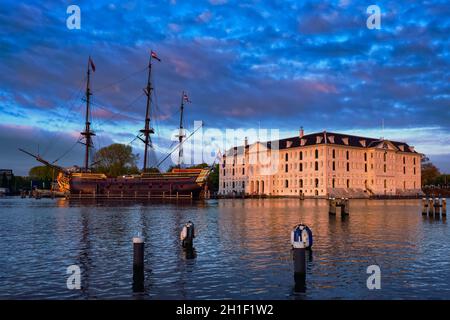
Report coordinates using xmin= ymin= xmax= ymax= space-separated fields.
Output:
xmin=178 ymin=91 xmax=186 ymax=167
xmin=140 ymin=54 xmax=155 ymax=172
xmin=81 ymin=57 xmax=95 ymax=172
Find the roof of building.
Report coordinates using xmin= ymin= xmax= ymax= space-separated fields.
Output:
xmin=224 ymin=131 xmax=418 ymax=156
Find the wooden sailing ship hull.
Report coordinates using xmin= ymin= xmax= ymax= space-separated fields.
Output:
xmin=58 ymin=169 xmax=210 ymax=199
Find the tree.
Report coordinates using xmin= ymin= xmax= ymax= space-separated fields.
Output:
xmin=207 ymin=164 xmax=219 ymax=192
xmin=421 ymin=155 xmax=440 ymax=186
xmin=29 ymin=166 xmax=54 ymax=180
xmin=93 ymin=143 xmax=139 ymax=177
xmin=1 ymin=172 xmax=7 ymax=188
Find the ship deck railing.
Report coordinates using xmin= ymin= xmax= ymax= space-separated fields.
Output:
xmin=66 ymin=191 xmax=195 ymax=200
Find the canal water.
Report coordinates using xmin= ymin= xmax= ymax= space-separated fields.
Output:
xmin=0 ymin=197 xmax=448 ymax=299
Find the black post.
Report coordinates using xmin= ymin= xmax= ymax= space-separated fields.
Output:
xmin=181 ymin=221 xmax=195 ymax=248
xmin=132 ymin=235 xmax=144 ymax=292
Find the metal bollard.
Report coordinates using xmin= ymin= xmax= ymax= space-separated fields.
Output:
xmin=442 ymin=198 xmax=447 ymax=216
xmin=434 ymin=198 xmax=440 ymax=216
xmin=291 ymin=224 xmax=313 ymax=290
xmin=132 ymin=234 xmax=144 ymax=292
xmin=180 ymin=221 xmax=195 ymax=248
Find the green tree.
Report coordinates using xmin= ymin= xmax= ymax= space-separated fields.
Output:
xmin=1 ymin=172 xmax=7 ymax=188
xmin=207 ymin=164 xmax=219 ymax=192
xmin=93 ymin=143 xmax=139 ymax=176
xmin=421 ymin=156 xmax=441 ymax=186
xmin=29 ymin=166 xmax=54 ymax=180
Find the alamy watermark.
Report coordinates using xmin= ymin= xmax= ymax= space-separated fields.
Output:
xmin=366 ymin=265 xmax=381 ymax=290
xmin=66 ymin=265 xmax=81 ymax=290
xmin=66 ymin=5 xmax=81 ymax=30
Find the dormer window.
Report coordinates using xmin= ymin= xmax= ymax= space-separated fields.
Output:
xmin=342 ymin=137 xmax=349 ymax=145
xmin=328 ymin=135 xmax=335 ymax=143
xmin=399 ymin=145 xmax=405 ymax=151
xmin=359 ymin=139 xmax=366 ymax=147
xmin=409 ymin=146 xmax=415 ymax=152
xmin=300 ymin=138 xmax=307 ymax=146
xmin=286 ymin=140 xmax=292 ymax=148
xmin=316 ymin=136 xmax=323 ymax=144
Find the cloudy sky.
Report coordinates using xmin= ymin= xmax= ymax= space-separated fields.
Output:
xmin=0 ymin=0 xmax=449 ymax=175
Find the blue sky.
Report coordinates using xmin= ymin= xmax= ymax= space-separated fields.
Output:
xmin=0 ymin=0 xmax=449 ymax=175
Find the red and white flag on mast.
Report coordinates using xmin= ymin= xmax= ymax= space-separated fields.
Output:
xmin=89 ymin=56 xmax=96 ymax=72
xmin=183 ymin=92 xmax=191 ymax=103
xmin=151 ymin=50 xmax=161 ymax=62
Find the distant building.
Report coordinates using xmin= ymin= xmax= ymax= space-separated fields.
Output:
xmin=0 ymin=170 xmax=13 ymax=195
xmin=219 ymin=130 xmax=422 ymax=198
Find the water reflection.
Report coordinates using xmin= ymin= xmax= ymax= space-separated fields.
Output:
xmin=0 ymin=197 xmax=449 ymax=299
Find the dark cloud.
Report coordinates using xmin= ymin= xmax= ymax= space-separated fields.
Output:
xmin=0 ymin=0 xmax=449 ymax=173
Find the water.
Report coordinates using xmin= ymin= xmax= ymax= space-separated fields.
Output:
xmin=0 ymin=197 xmax=449 ymax=300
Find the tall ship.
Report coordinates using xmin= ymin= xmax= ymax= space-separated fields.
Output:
xmin=21 ymin=52 xmax=211 ymax=199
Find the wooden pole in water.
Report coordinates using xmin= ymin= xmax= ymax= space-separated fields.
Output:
xmin=422 ymin=197 xmax=428 ymax=215
xmin=343 ymin=198 xmax=350 ymax=216
xmin=329 ymin=198 xmax=336 ymax=215
xmin=442 ymin=198 xmax=447 ymax=216
xmin=428 ymin=198 xmax=434 ymax=216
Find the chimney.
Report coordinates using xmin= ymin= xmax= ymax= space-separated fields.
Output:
xmin=299 ymin=126 xmax=304 ymax=138
xmin=244 ymin=136 xmax=248 ymax=147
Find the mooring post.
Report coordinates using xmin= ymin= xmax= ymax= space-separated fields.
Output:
xmin=132 ymin=234 xmax=145 ymax=292
xmin=422 ymin=197 xmax=428 ymax=215
xmin=291 ymin=224 xmax=313 ymax=290
xmin=343 ymin=198 xmax=350 ymax=216
xmin=434 ymin=197 xmax=440 ymax=216
xmin=329 ymin=198 xmax=336 ymax=215
xmin=180 ymin=221 xmax=195 ymax=248
xmin=442 ymin=198 xmax=447 ymax=216
xmin=428 ymin=198 xmax=434 ymax=216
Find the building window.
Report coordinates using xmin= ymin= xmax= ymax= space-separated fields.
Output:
xmin=299 ymin=179 xmax=303 ymax=188
xmin=346 ymin=150 xmax=349 ymax=160
xmin=403 ymin=181 xmax=406 ymax=189
xmin=315 ymin=161 xmax=318 ymax=171
xmin=242 ymin=181 xmax=245 ymax=189
xmin=332 ymin=149 xmax=335 ymax=159
xmin=384 ymin=164 xmax=386 ymax=172
xmin=364 ymin=152 xmax=367 ymax=161
xmin=346 ymin=179 xmax=350 ymax=188
xmin=332 ymin=161 xmax=335 ymax=171
xmin=285 ymin=164 xmax=288 ymax=173
xmin=384 ymin=179 xmax=387 ymax=188
xmin=403 ymin=167 xmax=406 ymax=174
xmin=299 ymin=163 xmax=303 ymax=172
xmin=383 ymin=152 xmax=387 ymax=162
xmin=346 ymin=162 xmax=349 ymax=171
xmin=315 ymin=149 xmax=319 ymax=159
xmin=332 ymin=179 xmax=335 ymax=188
xmin=364 ymin=163 xmax=367 ymax=172
xmin=242 ymin=168 xmax=245 ymax=175
xmin=232 ymin=168 xmax=235 ymax=175
xmin=413 ymin=158 xmax=416 ymax=165
xmin=285 ymin=180 xmax=289 ymax=188
xmin=300 ymin=151 xmax=303 ymax=160
xmin=403 ymin=156 xmax=405 ymax=164
xmin=414 ymin=167 xmax=416 ymax=175
xmin=223 ymin=169 xmax=226 ymax=176
xmin=285 ymin=153 xmax=288 ymax=161
xmin=232 ymin=182 xmax=235 ymax=188
xmin=315 ymin=178 xmax=319 ymax=188
xmin=223 ymin=182 xmax=225 ymax=188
